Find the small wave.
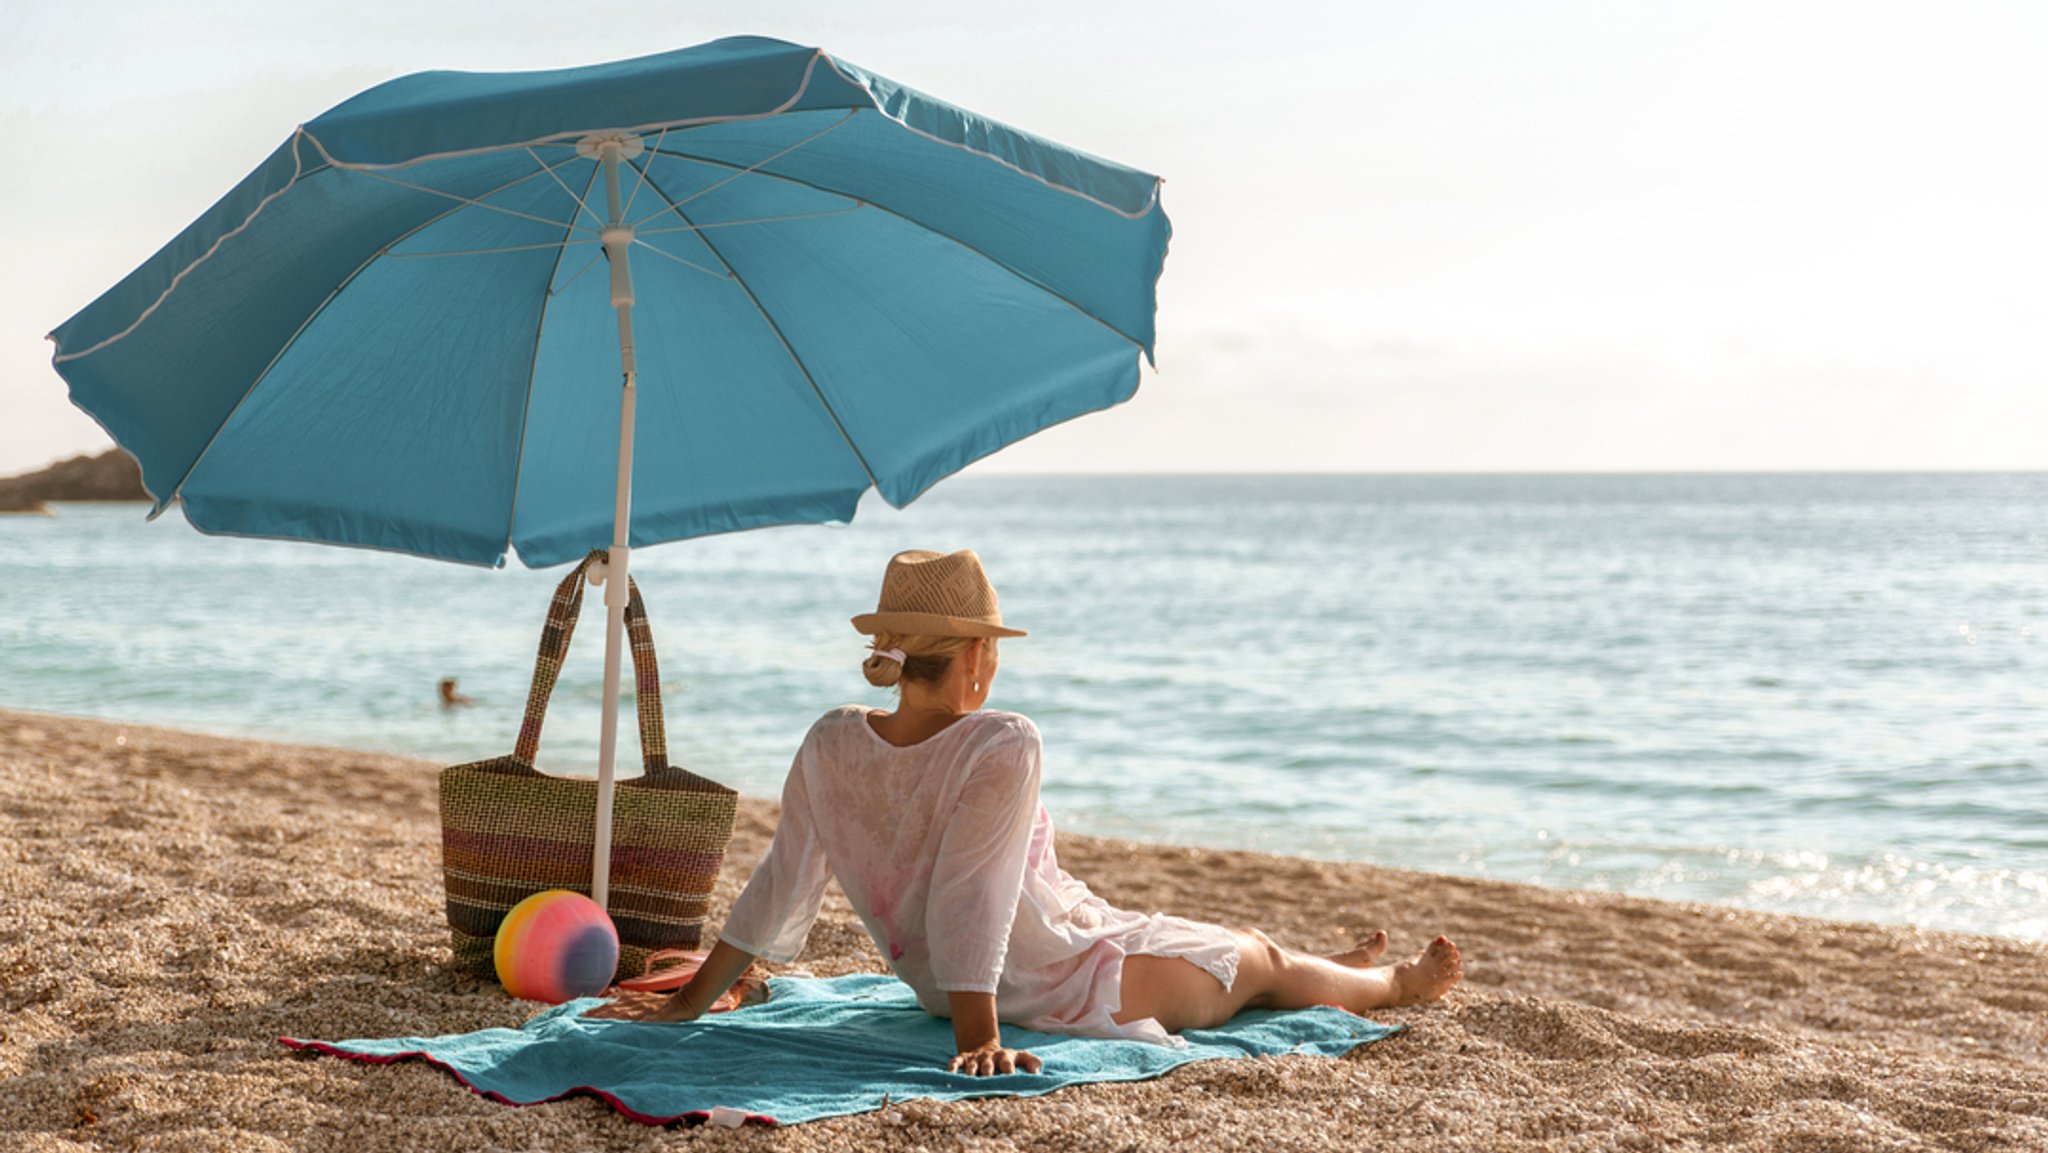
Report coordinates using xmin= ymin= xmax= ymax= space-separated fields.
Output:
xmin=1962 ymin=760 xmax=2038 ymax=778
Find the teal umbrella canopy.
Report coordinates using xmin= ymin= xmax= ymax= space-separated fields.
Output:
xmin=49 ymin=36 xmax=1169 ymax=568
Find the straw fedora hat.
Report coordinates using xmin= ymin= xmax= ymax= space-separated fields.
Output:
xmin=851 ymin=549 xmax=1027 ymax=638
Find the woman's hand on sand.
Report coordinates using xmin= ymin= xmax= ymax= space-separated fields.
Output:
xmin=947 ymin=1041 xmax=1042 ymax=1077
xmin=581 ymin=991 xmax=703 ymax=1023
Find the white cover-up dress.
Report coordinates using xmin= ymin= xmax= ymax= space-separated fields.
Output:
xmin=719 ymin=706 xmax=1241 ymax=1047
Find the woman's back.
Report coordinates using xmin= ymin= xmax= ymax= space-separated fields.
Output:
xmin=721 ymin=704 xmax=1243 ymax=1044
xmin=719 ymin=706 xmax=1045 ymax=1015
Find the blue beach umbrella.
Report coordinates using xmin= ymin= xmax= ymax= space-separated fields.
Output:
xmin=47 ymin=36 xmax=1169 ymax=907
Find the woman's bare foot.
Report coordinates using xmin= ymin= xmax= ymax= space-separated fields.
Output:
xmin=1388 ymin=936 xmax=1464 ymax=1005
xmin=1326 ymin=930 xmax=1389 ymax=968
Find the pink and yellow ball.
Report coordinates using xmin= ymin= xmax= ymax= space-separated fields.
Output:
xmin=494 ymin=890 xmax=619 ymax=1003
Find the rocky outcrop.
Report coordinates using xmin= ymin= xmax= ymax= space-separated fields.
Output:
xmin=0 ymin=448 xmax=148 ymax=513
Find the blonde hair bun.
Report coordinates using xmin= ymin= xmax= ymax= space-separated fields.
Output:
xmin=862 ymin=652 xmax=904 ymax=687
xmin=862 ymin=632 xmax=976 ymax=689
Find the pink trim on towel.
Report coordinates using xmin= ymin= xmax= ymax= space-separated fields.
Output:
xmin=276 ymin=1037 xmax=779 ymax=1128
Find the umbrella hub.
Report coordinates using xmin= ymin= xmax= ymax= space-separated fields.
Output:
xmin=574 ymin=131 xmax=645 ymax=161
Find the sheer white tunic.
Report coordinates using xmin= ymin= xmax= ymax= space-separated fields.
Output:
xmin=719 ymin=706 xmax=1241 ymax=1046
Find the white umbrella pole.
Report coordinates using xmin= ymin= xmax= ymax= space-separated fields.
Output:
xmin=587 ymin=133 xmax=645 ymax=912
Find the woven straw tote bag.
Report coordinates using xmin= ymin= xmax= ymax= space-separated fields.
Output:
xmin=439 ymin=551 xmax=737 ymax=981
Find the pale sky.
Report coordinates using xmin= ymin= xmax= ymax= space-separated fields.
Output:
xmin=3 ymin=0 xmax=2044 ymax=476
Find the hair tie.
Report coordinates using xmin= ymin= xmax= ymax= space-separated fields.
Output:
xmin=876 ymin=648 xmax=907 ymax=664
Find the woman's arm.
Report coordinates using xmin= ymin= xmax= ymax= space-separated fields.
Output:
xmin=662 ymin=939 xmax=758 ymax=1021
xmin=945 ymin=991 xmax=1042 ymax=1076
xmin=924 ymin=726 xmax=1045 ymax=1073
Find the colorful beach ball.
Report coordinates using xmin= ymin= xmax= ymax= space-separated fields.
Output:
xmin=493 ymin=889 xmax=619 ymax=1003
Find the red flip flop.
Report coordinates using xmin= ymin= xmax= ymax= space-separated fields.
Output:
xmin=616 ymin=949 xmax=707 ymax=993
xmin=613 ymin=950 xmax=769 ymax=1011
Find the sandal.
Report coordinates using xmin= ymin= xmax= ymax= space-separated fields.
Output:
xmin=614 ymin=949 xmax=770 ymax=1012
xmin=616 ymin=949 xmax=708 ymax=993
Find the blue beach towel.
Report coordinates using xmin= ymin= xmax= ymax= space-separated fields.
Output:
xmin=282 ymin=974 xmax=1401 ymax=1126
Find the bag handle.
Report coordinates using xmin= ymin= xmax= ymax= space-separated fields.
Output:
xmin=510 ymin=549 xmax=669 ymax=774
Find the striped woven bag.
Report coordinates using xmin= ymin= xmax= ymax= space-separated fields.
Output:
xmin=439 ymin=551 xmax=737 ymax=981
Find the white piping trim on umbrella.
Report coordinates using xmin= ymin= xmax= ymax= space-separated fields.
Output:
xmin=646 ymin=140 xmax=1150 ymax=360
xmin=49 ymin=47 xmax=1161 ymax=367
xmin=162 ymin=507 xmax=510 ymax=569
xmin=869 ymin=197 xmax=1149 ymax=359
xmin=49 ymin=132 xmax=312 ymax=364
xmin=814 ymin=52 xmax=1164 ymax=222
xmin=306 ymin=51 xmax=831 ymax=174
xmin=257 ymin=49 xmax=1154 ymax=227
xmin=46 ymin=55 xmax=831 ymax=365
xmin=151 ymin=162 xmax=590 ymax=518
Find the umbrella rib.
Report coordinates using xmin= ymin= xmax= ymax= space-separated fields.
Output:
xmin=627 ymin=239 xmax=734 ymax=282
xmin=634 ymin=205 xmax=863 ymax=236
xmin=346 ymin=166 xmax=603 ymax=236
xmin=527 ymin=146 xmax=608 ymax=233
xmin=646 ymin=143 xmax=1148 ymax=358
xmin=631 ymin=166 xmax=884 ymax=493
xmin=501 ymin=159 xmax=604 ymax=566
xmin=622 ymin=155 xmax=736 ymax=281
xmin=549 ymin=250 xmax=607 ymax=298
xmin=155 ymin=165 xmax=595 ymax=515
xmin=642 ymin=145 xmax=859 ymax=210
xmin=629 ymin=109 xmax=857 ymax=231
xmin=387 ymin=238 xmax=603 ymax=259
xmin=620 ymin=127 xmax=668 ymax=219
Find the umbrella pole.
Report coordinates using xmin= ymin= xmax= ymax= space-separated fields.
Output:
xmin=588 ymin=133 xmax=644 ymax=912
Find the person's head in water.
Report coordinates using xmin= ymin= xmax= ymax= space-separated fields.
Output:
xmin=438 ymin=677 xmax=473 ymax=707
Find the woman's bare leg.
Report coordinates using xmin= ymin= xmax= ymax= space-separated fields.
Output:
xmin=1113 ymin=930 xmax=1462 ymax=1034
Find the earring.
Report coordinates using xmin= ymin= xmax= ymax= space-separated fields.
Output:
xmin=973 ymin=680 xmax=982 ymax=694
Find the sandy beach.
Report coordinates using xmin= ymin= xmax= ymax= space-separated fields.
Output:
xmin=2 ymin=708 xmax=2044 ymax=1151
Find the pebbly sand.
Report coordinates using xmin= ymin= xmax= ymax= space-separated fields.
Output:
xmin=2 ymin=708 xmax=2044 ymax=1152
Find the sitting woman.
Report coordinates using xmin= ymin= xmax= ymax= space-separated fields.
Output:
xmin=589 ymin=549 xmax=1463 ymax=1074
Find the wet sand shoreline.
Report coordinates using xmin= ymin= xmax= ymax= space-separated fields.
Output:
xmin=3 ymin=708 xmax=2044 ymax=1151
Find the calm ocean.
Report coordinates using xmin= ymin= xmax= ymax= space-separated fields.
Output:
xmin=3 ymin=474 xmax=2043 ymax=940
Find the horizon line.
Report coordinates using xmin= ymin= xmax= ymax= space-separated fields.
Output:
xmin=6 ymin=444 xmax=2044 ymax=485
xmin=961 ymin=467 xmax=2048 ymax=478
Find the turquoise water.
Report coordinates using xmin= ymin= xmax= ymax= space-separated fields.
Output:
xmin=2 ymin=474 xmax=2044 ymax=940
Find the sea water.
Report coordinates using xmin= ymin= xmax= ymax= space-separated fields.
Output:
xmin=2 ymin=474 xmax=2043 ymax=940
